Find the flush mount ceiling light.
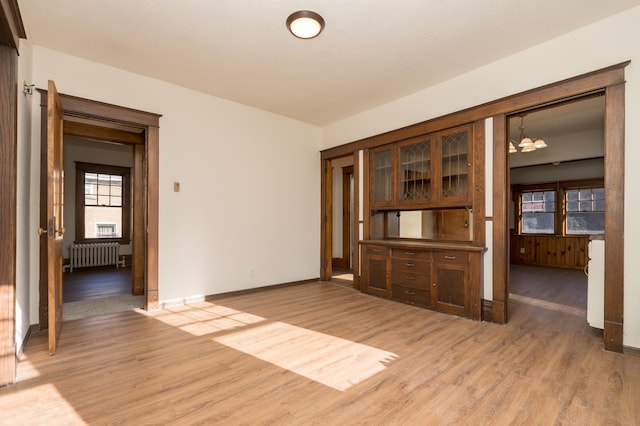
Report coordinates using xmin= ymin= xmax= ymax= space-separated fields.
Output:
xmin=286 ymin=10 xmax=325 ymax=39
xmin=509 ymin=116 xmax=547 ymax=154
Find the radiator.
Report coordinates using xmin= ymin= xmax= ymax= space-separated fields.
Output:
xmin=69 ymin=242 xmax=120 ymax=272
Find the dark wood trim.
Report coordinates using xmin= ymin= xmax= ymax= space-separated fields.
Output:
xmin=353 ymin=152 xmax=361 ymax=290
xmin=603 ymin=82 xmax=625 ymax=352
xmin=64 ymin=121 xmax=145 ymax=145
xmin=321 ymin=62 xmax=628 ymax=160
xmin=341 ymin=166 xmax=353 ymax=269
xmin=492 ymin=114 xmax=508 ymax=324
xmin=472 ymin=119 xmax=485 ymax=245
xmin=38 ymin=89 xmax=161 ymax=322
xmin=0 ymin=0 xmax=26 ymax=49
xmin=51 ymin=92 xmax=161 ymax=128
xmin=320 ymin=159 xmax=332 ymax=281
xmin=132 ymin=145 xmax=145 ymax=296
xmin=0 ymin=43 xmax=17 ymax=386
xmin=145 ymin=125 xmax=159 ymax=309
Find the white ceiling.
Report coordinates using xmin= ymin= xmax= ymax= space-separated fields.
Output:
xmin=17 ymin=1 xmax=640 ymax=126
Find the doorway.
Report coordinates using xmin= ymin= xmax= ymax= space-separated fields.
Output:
xmin=331 ymin=157 xmax=355 ymax=284
xmin=506 ymin=95 xmax=604 ymax=321
xmin=60 ymin=136 xmax=143 ymax=320
xmin=38 ymin=88 xmax=160 ymax=330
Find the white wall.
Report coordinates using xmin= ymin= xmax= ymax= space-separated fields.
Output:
xmin=15 ymin=39 xmax=33 ymax=352
xmin=321 ymin=7 xmax=640 ymax=348
xmin=24 ymin=44 xmax=322 ymax=320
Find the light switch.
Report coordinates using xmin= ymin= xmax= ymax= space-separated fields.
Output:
xmin=174 ymin=182 xmax=180 ymax=192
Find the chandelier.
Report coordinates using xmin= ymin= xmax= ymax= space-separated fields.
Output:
xmin=509 ymin=116 xmax=547 ymax=153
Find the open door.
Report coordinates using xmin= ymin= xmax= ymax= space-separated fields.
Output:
xmin=45 ymin=80 xmax=65 ymax=355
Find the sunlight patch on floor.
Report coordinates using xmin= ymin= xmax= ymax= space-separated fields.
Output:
xmin=0 ymin=383 xmax=84 ymax=424
xmin=214 ymin=321 xmax=398 ymax=391
xmin=147 ymin=301 xmax=398 ymax=391
xmin=150 ymin=302 xmax=265 ymax=336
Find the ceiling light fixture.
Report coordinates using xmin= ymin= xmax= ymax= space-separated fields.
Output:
xmin=509 ymin=116 xmax=547 ymax=154
xmin=286 ymin=10 xmax=325 ymax=39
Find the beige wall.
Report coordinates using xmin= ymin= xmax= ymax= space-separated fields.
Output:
xmin=22 ymin=43 xmax=322 ymax=322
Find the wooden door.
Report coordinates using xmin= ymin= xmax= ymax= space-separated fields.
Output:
xmin=46 ymin=80 xmax=65 ymax=355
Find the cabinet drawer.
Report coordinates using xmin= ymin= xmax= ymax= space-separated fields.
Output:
xmin=392 ymin=258 xmax=429 ymax=274
xmin=391 ymin=270 xmax=430 ymax=289
xmin=391 ymin=284 xmax=429 ymax=308
xmin=433 ymin=251 xmax=469 ymax=265
xmin=391 ymin=248 xmax=430 ymax=261
xmin=364 ymin=245 xmax=389 ymax=256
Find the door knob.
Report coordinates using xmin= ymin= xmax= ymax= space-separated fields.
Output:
xmin=38 ymin=227 xmax=48 ymax=236
xmin=58 ymin=227 xmax=65 ymax=236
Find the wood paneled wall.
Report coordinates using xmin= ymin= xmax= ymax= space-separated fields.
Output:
xmin=510 ymin=232 xmax=589 ymax=269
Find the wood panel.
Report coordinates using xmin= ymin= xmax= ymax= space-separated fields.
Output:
xmin=510 ymin=234 xmax=589 ymax=269
xmin=0 ymin=43 xmax=17 ymax=386
xmin=3 ymin=282 xmax=639 ymax=424
xmin=492 ymin=114 xmax=508 ymax=324
xmin=604 ymin=82 xmax=625 ymax=352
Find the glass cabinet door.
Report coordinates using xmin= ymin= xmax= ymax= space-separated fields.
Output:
xmin=372 ymin=148 xmax=393 ymax=205
xmin=399 ymin=138 xmax=431 ymax=204
xmin=439 ymin=129 xmax=470 ymax=203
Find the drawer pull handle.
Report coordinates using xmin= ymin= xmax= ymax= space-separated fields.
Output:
xmin=405 ymin=252 xmax=416 ymax=256
xmin=405 ymin=262 xmax=415 ymax=267
xmin=371 ymin=249 xmax=381 ymax=253
xmin=405 ymin=290 xmax=416 ymax=295
xmin=404 ymin=275 xmax=416 ymax=280
xmin=444 ymin=255 xmax=456 ymax=260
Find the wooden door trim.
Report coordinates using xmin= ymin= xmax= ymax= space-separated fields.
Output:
xmin=335 ymin=166 xmax=353 ymax=270
xmin=0 ymin=43 xmax=18 ymax=386
xmin=0 ymin=0 xmax=25 ymax=386
xmin=38 ymin=90 xmax=161 ymax=327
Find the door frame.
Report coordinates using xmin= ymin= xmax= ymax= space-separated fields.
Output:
xmin=38 ymin=91 xmax=161 ymax=330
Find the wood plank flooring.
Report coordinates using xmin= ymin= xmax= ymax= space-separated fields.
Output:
xmin=2 ymin=278 xmax=638 ymax=424
xmin=63 ymin=267 xmax=131 ymax=302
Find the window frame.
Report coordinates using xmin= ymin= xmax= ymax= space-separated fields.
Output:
xmin=75 ymin=162 xmax=131 ymax=244
xmin=513 ymin=177 xmax=604 ymax=236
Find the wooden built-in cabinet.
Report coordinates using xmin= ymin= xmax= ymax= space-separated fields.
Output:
xmin=362 ymin=121 xmax=484 ymax=320
xmin=360 ymin=241 xmax=482 ymax=319
xmin=371 ymin=124 xmax=473 ymax=210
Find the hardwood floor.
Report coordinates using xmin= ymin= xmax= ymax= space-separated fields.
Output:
xmin=63 ymin=267 xmax=132 ymax=302
xmin=2 ymin=280 xmax=639 ymax=424
xmin=510 ymin=263 xmax=587 ymax=311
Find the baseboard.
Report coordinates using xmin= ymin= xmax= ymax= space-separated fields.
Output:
xmin=481 ymin=299 xmax=506 ymax=324
xmin=156 ymin=278 xmax=320 ymax=309
xmin=205 ymin=278 xmax=320 ymax=301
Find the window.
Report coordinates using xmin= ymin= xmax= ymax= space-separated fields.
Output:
xmin=566 ymin=188 xmax=605 ymax=235
xmin=76 ymin=163 xmax=131 ymax=243
xmin=521 ymin=191 xmax=555 ymax=234
xmin=513 ymin=178 xmax=604 ymax=236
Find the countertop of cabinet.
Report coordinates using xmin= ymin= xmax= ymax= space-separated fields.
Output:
xmin=360 ymin=239 xmax=487 ymax=252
